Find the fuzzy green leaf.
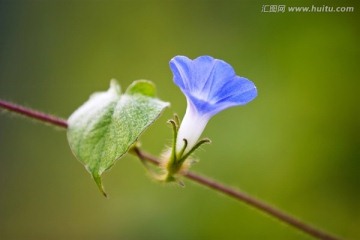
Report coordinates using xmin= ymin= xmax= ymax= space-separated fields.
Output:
xmin=67 ymin=79 xmax=169 ymax=196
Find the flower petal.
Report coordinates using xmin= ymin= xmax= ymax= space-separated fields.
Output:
xmin=192 ymin=56 xmax=236 ymax=101
xmin=169 ymin=56 xmax=193 ymax=92
xmin=170 ymin=56 xmax=237 ymax=103
xmin=185 ymin=94 xmax=214 ymax=117
xmin=214 ymin=76 xmax=257 ymax=105
xmin=210 ymin=76 xmax=257 ymax=115
xmin=185 ymin=77 xmax=257 ymax=117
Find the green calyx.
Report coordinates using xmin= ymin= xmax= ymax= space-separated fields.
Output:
xmin=162 ymin=115 xmax=211 ymax=184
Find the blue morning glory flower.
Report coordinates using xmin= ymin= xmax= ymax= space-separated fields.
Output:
xmin=170 ymin=55 xmax=257 ymax=154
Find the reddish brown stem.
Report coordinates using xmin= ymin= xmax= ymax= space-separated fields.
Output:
xmin=0 ymin=99 xmax=342 ymax=240
xmin=0 ymin=100 xmax=68 ymax=128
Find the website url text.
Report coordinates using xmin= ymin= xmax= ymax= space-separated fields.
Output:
xmin=261 ymin=5 xmax=354 ymax=13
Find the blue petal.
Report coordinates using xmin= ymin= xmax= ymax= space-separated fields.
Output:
xmin=169 ymin=56 xmax=193 ymax=92
xmin=214 ymin=76 xmax=257 ymax=105
xmin=192 ymin=56 xmax=236 ymax=101
xmin=186 ymin=79 xmax=257 ymax=117
xmin=170 ymin=56 xmax=237 ymax=102
xmin=185 ymin=94 xmax=215 ymax=116
xmin=211 ymin=77 xmax=257 ymax=115
xmin=170 ymin=55 xmax=257 ymax=118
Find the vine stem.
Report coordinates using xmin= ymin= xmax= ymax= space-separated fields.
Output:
xmin=0 ymin=100 xmax=68 ymax=128
xmin=0 ymin=99 xmax=341 ymax=240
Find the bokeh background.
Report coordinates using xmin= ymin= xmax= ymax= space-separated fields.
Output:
xmin=0 ymin=0 xmax=359 ymax=239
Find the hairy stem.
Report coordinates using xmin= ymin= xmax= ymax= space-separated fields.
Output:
xmin=0 ymin=100 xmax=67 ymax=128
xmin=0 ymin=99 xmax=341 ymax=240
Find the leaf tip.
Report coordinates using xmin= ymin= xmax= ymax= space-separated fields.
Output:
xmin=93 ymin=173 xmax=108 ymax=198
xmin=109 ymin=79 xmax=121 ymax=95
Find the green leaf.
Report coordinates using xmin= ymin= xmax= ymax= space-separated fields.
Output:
xmin=67 ymin=79 xmax=169 ymax=197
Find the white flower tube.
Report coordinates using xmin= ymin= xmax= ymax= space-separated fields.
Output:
xmin=176 ymin=102 xmax=210 ymax=154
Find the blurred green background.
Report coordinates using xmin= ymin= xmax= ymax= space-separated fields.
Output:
xmin=0 ymin=0 xmax=359 ymax=239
